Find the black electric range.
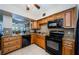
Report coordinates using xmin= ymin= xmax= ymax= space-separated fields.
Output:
xmin=45 ymin=30 xmax=64 ymax=55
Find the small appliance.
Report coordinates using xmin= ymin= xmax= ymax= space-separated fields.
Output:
xmin=48 ymin=18 xmax=64 ymax=28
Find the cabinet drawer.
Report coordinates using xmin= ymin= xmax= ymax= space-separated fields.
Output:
xmin=3 ymin=46 xmax=18 ymax=54
xmin=63 ymin=40 xmax=73 ymax=45
xmin=3 ymin=40 xmax=21 ymax=48
xmin=62 ymin=46 xmax=73 ymax=55
xmin=63 ymin=41 xmax=74 ymax=48
xmin=62 ymin=39 xmax=75 ymax=55
xmin=15 ymin=40 xmax=21 ymax=44
xmin=3 ymin=38 xmax=10 ymax=42
xmin=63 ymin=44 xmax=73 ymax=48
xmin=3 ymin=38 xmax=16 ymax=42
xmin=3 ymin=48 xmax=10 ymax=54
xmin=16 ymin=44 xmax=21 ymax=49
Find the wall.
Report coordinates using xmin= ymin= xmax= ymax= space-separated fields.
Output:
xmin=0 ymin=15 xmax=3 ymax=26
xmin=0 ymin=4 xmax=27 ymax=19
xmin=3 ymin=15 xmax=12 ymax=28
xmin=40 ymin=24 xmax=49 ymax=34
xmin=0 ymin=15 xmax=3 ymax=22
xmin=3 ymin=15 xmax=12 ymax=35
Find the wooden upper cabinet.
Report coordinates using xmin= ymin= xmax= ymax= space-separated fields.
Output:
xmin=64 ymin=8 xmax=76 ymax=28
xmin=48 ymin=15 xmax=56 ymax=21
xmin=31 ymin=21 xmax=37 ymax=29
xmin=44 ymin=19 xmax=48 ymax=24
xmin=71 ymin=8 xmax=77 ymax=28
xmin=37 ymin=7 xmax=76 ymax=28
xmin=37 ymin=21 xmax=41 ymax=29
xmin=64 ymin=10 xmax=72 ymax=28
xmin=41 ymin=19 xmax=46 ymax=24
xmin=42 ymin=19 xmax=45 ymax=24
xmin=31 ymin=21 xmax=40 ymax=29
xmin=55 ymin=13 xmax=64 ymax=19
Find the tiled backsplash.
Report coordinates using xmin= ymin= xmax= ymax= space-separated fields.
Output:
xmin=31 ymin=23 xmax=75 ymax=39
xmin=3 ymin=28 xmax=12 ymax=36
xmin=64 ymin=28 xmax=75 ymax=38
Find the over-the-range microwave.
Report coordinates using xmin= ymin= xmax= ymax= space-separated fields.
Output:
xmin=48 ymin=18 xmax=64 ymax=28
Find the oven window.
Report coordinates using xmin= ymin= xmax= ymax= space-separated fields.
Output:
xmin=47 ymin=40 xmax=59 ymax=50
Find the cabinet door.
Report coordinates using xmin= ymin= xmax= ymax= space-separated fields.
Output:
xmin=43 ymin=19 xmax=47 ymax=24
xmin=31 ymin=21 xmax=37 ymax=29
xmin=38 ymin=20 xmax=41 ymax=25
xmin=71 ymin=8 xmax=77 ymax=28
xmin=64 ymin=10 xmax=72 ymax=28
xmin=3 ymin=48 xmax=10 ymax=54
xmin=31 ymin=34 xmax=35 ymax=44
xmin=36 ymin=38 xmax=39 ymax=45
xmin=37 ymin=21 xmax=41 ymax=29
xmin=41 ymin=20 xmax=45 ymax=24
xmin=55 ymin=13 xmax=64 ymax=19
xmin=48 ymin=15 xmax=56 ymax=21
xmin=62 ymin=39 xmax=75 ymax=55
xmin=62 ymin=46 xmax=73 ymax=55
xmin=38 ymin=37 xmax=45 ymax=49
xmin=39 ymin=39 xmax=45 ymax=49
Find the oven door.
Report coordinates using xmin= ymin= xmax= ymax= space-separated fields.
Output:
xmin=46 ymin=40 xmax=62 ymax=55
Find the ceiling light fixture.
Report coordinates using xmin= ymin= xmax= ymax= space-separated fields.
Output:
xmin=33 ymin=4 xmax=40 ymax=9
xmin=26 ymin=4 xmax=40 ymax=10
xmin=42 ymin=13 xmax=46 ymax=16
xmin=26 ymin=7 xmax=30 ymax=10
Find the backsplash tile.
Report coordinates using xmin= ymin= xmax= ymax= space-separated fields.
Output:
xmin=64 ymin=28 xmax=75 ymax=38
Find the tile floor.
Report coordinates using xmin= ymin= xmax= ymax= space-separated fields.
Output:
xmin=7 ymin=44 xmax=49 ymax=55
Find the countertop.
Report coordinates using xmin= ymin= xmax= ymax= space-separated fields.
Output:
xmin=31 ymin=32 xmax=49 ymax=36
xmin=1 ymin=35 xmax=22 ymax=38
xmin=63 ymin=35 xmax=75 ymax=41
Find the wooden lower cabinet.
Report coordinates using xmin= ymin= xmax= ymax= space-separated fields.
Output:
xmin=35 ymin=38 xmax=39 ymax=45
xmin=31 ymin=33 xmax=45 ymax=49
xmin=31 ymin=34 xmax=35 ymax=44
xmin=36 ymin=36 xmax=45 ymax=49
xmin=62 ymin=45 xmax=73 ymax=55
xmin=62 ymin=39 xmax=75 ymax=55
xmin=39 ymin=38 xmax=45 ymax=49
xmin=3 ymin=46 xmax=17 ymax=54
xmin=1 ymin=35 xmax=22 ymax=54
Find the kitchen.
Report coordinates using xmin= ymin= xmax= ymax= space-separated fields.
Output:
xmin=0 ymin=4 xmax=78 ymax=55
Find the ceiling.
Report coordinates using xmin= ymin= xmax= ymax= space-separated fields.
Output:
xmin=25 ymin=4 xmax=76 ymax=20
xmin=0 ymin=4 xmax=77 ymax=20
